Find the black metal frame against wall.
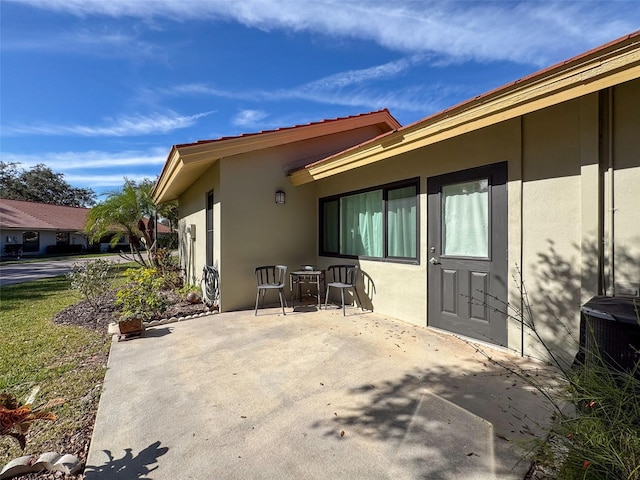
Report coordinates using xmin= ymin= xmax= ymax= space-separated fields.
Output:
xmin=318 ymin=177 xmax=420 ymax=264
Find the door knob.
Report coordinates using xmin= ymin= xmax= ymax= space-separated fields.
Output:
xmin=429 ymin=257 xmax=440 ymax=265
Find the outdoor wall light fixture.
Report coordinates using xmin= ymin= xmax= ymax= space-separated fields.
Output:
xmin=275 ymin=190 xmax=286 ymax=204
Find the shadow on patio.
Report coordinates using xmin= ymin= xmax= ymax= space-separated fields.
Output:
xmin=85 ymin=308 xmax=555 ymax=480
xmin=310 ymin=360 xmax=553 ymax=479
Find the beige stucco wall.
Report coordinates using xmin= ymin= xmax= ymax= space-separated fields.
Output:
xmin=175 ymin=125 xmax=387 ymax=312
xmin=517 ymin=81 xmax=639 ymax=360
xmin=173 ymin=79 xmax=638 ymax=361
xmin=520 ymin=98 xmax=585 ymax=361
xmin=217 ymin=143 xmax=318 ymax=311
xmin=316 ymin=120 xmax=522 ymax=331
xmin=611 ymin=80 xmax=640 ymax=296
xmin=178 ymin=161 xmax=220 ymax=286
xmin=313 ymin=79 xmax=639 ymax=362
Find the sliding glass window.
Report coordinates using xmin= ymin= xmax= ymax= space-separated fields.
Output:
xmin=320 ymin=178 xmax=418 ymax=262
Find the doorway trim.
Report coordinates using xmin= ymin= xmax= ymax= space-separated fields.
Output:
xmin=427 ymin=162 xmax=508 ymax=346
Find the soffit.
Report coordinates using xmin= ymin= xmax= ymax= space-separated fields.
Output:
xmin=152 ymin=110 xmax=400 ymax=203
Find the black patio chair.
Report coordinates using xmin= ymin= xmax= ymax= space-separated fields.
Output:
xmin=254 ymin=265 xmax=288 ymax=316
xmin=324 ymin=264 xmax=363 ymax=316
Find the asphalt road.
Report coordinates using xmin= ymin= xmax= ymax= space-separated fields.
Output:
xmin=0 ymin=255 xmax=129 ymax=286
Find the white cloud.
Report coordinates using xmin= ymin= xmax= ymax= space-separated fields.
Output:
xmin=9 ymin=0 xmax=639 ymax=66
xmin=232 ymin=109 xmax=269 ymax=127
xmin=163 ymin=57 xmax=458 ymax=113
xmin=2 ymin=149 xmax=168 ymax=192
xmin=292 ymin=86 xmax=445 ymax=113
xmin=65 ymin=173 xmax=154 ymax=188
xmin=302 ymin=56 xmax=422 ymax=90
xmin=2 ymin=149 xmax=167 ymax=170
xmin=2 ymin=111 xmax=213 ymax=137
xmin=160 ymin=83 xmax=253 ymax=101
xmin=271 ymin=57 xmax=455 ymax=112
xmin=2 ymin=29 xmax=156 ymax=59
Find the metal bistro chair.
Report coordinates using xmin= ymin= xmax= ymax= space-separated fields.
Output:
xmin=324 ymin=264 xmax=363 ymax=316
xmin=254 ymin=265 xmax=288 ymax=316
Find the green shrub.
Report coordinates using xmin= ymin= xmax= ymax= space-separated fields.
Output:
xmin=178 ymin=283 xmax=200 ymax=296
xmin=115 ymin=268 xmax=168 ymax=321
xmin=160 ymin=270 xmax=183 ymax=290
xmin=66 ymin=259 xmax=115 ymax=310
xmin=545 ymin=353 xmax=640 ymax=479
xmin=156 ymin=232 xmax=178 ymax=249
xmin=477 ymin=274 xmax=640 ymax=479
xmin=151 ymin=248 xmax=183 ymax=289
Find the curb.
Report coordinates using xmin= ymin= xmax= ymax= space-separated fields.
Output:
xmin=107 ymin=309 xmax=219 ymax=335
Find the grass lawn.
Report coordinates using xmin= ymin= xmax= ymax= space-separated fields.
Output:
xmin=0 ymin=274 xmax=112 ymax=465
xmin=0 ymin=251 xmax=122 ymax=265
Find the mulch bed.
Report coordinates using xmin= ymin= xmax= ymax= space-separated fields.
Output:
xmin=52 ymin=290 xmax=207 ymax=331
xmin=9 ymin=290 xmax=207 ymax=480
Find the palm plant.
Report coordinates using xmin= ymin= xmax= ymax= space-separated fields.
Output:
xmin=85 ymin=179 xmax=159 ymax=267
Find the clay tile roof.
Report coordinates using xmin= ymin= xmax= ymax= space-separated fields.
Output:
xmin=0 ymin=199 xmax=171 ymax=233
xmin=0 ymin=199 xmax=89 ymax=231
xmin=174 ymin=108 xmax=400 ymax=149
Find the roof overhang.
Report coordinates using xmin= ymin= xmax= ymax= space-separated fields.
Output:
xmin=152 ymin=110 xmax=401 ymax=204
xmin=290 ymin=31 xmax=640 ymax=186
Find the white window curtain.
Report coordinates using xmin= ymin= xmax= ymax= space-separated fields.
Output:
xmin=442 ymin=179 xmax=488 ymax=257
xmin=387 ymin=186 xmax=417 ymax=258
xmin=341 ymin=190 xmax=383 ymax=257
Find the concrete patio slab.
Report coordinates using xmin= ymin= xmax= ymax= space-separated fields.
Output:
xmin=85 ymin=306 xmax=554 ymax=479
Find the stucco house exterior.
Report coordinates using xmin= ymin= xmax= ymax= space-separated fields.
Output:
xmin=152 ymin=110 xmax=401 ymax=305
xmin=153 ymin=32 xmax=640 ymax=361
xmin=0 ymin=198 xmax=172 ymax=257
xmin=0 ymin=199 xmax=90 ymax=256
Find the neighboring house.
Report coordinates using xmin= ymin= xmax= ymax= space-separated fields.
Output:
xmin=153 ymin=32 xmax=640 ymax=361
xmin=0 ymin=199 xmax=172 ymax=257
xmin=0 ymin=199 xmax=90 ymax=256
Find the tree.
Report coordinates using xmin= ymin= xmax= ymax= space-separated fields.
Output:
xmin=0 ymin=162 xmax=96 ymax=207
xmin=158 ymin=201 xmax=178 ymax=232
xmin=84 ymin=178 xmax=176 ymax=267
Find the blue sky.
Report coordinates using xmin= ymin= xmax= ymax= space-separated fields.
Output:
xmin=1 ymin=1 xmax=638 ymax=199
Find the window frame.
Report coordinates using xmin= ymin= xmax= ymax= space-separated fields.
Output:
xmin=22 ymin=231 xmax=40 ymax=253
xmin=319 ymin=177 xmax=420 ymax=264
xmin=206 ymin=189 xmax=214 ymax=266
xmin=56 ymin=231 xmax=70 ymax=245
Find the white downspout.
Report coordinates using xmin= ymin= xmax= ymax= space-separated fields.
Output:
xmin=520 ymin=116 xmax=525 ymax=357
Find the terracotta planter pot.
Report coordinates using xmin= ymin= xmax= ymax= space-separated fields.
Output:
xmin=118 ymin=317 xmax=145 ymax=335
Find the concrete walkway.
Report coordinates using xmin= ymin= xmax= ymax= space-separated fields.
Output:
xmin=85 ymin=306 xmax=554 ymax=480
